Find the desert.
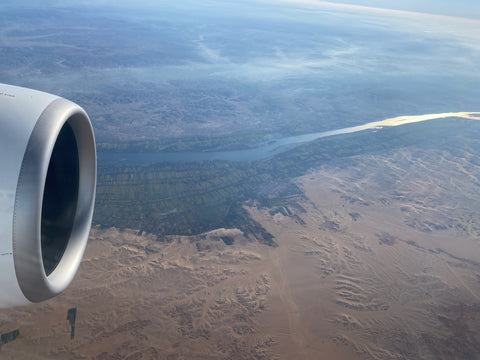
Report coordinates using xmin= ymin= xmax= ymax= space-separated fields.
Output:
xmin=1 ymin=143 xmax=479 ymax=359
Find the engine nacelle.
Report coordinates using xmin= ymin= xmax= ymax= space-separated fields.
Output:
xmin=0 ymin=83 xmax=96 ymax=308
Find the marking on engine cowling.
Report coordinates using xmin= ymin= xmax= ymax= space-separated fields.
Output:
xmin=1 ymin=252 xmax=12 ymax=256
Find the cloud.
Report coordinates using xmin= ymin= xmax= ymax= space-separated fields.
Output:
xmin=197 ymin=41 xmax=229 ymax=64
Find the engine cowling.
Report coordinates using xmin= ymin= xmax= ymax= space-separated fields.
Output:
xmin=0 ymin=83 xmax=96 ymax=308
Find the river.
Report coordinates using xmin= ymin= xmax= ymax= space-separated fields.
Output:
xmin=97 ymin=112 xmax=480 ymax=165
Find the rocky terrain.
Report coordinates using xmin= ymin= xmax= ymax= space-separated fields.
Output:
xmin=1 ymin=145 xmax=480 ymax=359
xmin=248 ymin=146 xmax=480 ymax=359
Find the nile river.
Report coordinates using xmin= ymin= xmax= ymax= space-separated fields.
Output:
xmin=98 ymin=112 xmax=480 ymax=165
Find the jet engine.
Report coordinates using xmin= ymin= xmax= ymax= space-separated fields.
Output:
xmin=0 ymin=83 xmax=96 ymax=308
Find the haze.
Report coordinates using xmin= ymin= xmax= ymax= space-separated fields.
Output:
xmin=0 ymin=1 xmax=479 ymax=359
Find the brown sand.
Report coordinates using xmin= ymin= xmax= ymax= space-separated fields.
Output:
xmin=1 ymin=146 xmax=480 ymax=359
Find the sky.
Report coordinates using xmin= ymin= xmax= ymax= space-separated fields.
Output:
xmin=2 ymin=0 xmax=478 ymax=21
xmin=4 ymin=0 xmax=480 ymax=20
xmin=293 ymin=0 xmax=480 ymax=19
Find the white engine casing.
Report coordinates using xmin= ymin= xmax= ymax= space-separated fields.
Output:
xmin=0 ymin=83 xmax=96 ymax=308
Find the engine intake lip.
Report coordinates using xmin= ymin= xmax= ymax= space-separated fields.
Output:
xmin=13 ymin=98 xmax=96 ymax=303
